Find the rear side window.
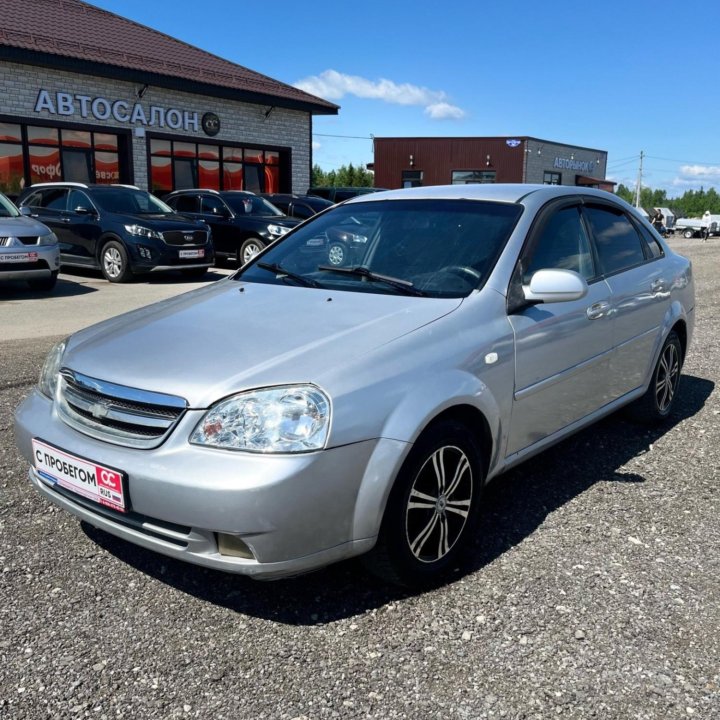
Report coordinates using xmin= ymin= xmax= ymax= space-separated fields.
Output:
xmin=174 ymin=195 xmax=200 ymax=213
xmin=584 ymin=205 xmax=646 ymax=275
xmin=24 ymin=188 xmax=68 ymax=210
xmin=200 ymin=196 xmax=225 ymax=214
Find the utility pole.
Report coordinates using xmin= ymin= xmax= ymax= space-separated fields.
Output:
xmin=635 ymin=151 xmax=644 ymax=207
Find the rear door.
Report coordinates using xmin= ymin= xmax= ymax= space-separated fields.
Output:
xmin=199 ymin=194 xmax=238 ymax=258
xmin=22 ymin=187 xmax=70 ymax=251
xmin=583 ymin=203 xmax=672 ymax=399
xmin=507 ymin=201 xmax=614 ymax=456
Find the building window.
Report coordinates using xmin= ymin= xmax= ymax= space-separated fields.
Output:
xmin=452 ymin=170 xmax=496 ymax=184
xmin=543 ymin=171 xmax=562 ymax=185
xmin=402 ymin=170 xmax=423 ymax=188
xmin=150 ymin=139 xmax=283 ymax=194
xmin=0 ymin=122 xmax=124 ymax=195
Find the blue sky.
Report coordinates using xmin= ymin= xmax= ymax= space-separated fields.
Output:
xmin=91 ymin=0 xmax=720 ymax=197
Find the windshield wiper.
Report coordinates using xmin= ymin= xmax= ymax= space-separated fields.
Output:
xmin=257 ymin=262 xmax=322 ymax=288
xmin=317 ymin=265 xmax=426 ymax=296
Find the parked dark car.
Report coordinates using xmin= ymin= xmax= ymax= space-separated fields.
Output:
xmin=259 ymin=193 xmax=334 ymax=220
xmin=307 ymin=187 xmax=388 ymax=203
xmin=164 ymin=189 xmax=300 ymax=265
xmin=17 ymin=183 xmax=213 ymax=282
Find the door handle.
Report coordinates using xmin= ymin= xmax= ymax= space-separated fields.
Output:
xmin=61 ymin=217 xmax=72 ymax=223
xmin=650 ymin=279 xmax=664 ymax=293
xmin=586 ymin=301 xmax=611 ymax=320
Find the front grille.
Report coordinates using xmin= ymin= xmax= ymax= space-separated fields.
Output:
xmin=162 ymin=230 xmax=208 ymax=246
xmin=57 ymin=370 xmax=188 ymax=449
xmin=43 ymin=482 xmax=191 ymax=548
xmin=0 ymin=236 xmax=40 ymax=246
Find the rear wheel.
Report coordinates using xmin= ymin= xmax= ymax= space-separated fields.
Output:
xmin=363 ymin=419 xmax=484 ymax=587
xmin=27 ymin=270 xmax=58 ymax=291
xmin=626 ymin=331 xmax=683 ymax=424
xmin=100 ymin=240 xmax=133 ymax=283
xmin=682 ymin=228 xmax=694 ymax=239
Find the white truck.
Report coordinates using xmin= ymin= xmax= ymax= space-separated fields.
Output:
xmin=674 ymin=211 xmax=718 ymax=238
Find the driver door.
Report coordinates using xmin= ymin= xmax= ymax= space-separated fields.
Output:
xmin=506 ymin=202 xmax=614 ymax=456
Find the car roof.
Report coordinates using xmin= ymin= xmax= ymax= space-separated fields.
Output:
xmin=343 ymin=183 xmax=622 ymax=206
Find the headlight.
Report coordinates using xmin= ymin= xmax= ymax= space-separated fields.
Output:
xmin=190 ymin=385 xmax=330 ymax=453
xmin=38 ymin=231 xmax=58 ymax=246
xmin=38 ymin=339 xmax=67 ymax=399
xmin=124 ymin=224 xmax=162 ymax=239
xmin=267 ymin=224 xmax=290 ymax=237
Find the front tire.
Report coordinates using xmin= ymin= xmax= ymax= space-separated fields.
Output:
xmin=627 ymin=331 xmax=683 ymax=424
xmin=327 ymin=241 xmax=347 ymax=266
xmin=364 ymin=420 xmax=484 ymax=587
xmin=682 ymin=228 xmax=694 ymax=239
xmin=240 ymin=237 xmax=264 ymax=265
xmin=100 ymin=240 xmax=133 ymax=283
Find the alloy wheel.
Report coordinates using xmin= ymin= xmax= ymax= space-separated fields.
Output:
xmin=655 ymin=341 xmax=680 ymax=413
xmin=405 ymin=445 xmax=473 ymax=563
xmin=103 ymin=247 xmax=123 ymax=279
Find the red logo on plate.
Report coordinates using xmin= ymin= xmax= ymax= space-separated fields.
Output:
xmin=97 ymin=468 xmax=120 ymax=492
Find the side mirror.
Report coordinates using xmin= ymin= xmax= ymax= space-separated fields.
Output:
xmin=19 ymin=206 xmax=33 ymax=217
xmin=523 ymin=269 xmax=588 ymax=304
xmin=73 ymin=206 xmax=96 ymax=215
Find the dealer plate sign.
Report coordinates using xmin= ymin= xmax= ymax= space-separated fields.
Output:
xmin=179 ymin=249 xmax=204 ymax=259
xmin=32 ymin=438 xmax=127 ymax=512
xmin=0 ymin=252 xmax=38 ymax=263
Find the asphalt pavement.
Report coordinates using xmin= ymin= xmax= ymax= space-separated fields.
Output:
xmin=0 ymin=241 xmax=718 ymax=719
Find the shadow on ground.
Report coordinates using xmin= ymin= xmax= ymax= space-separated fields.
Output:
xmin=0 ymin=275 xmax=97 ymax=300
xmin=83 ymin=374 xmax=715 ymax=624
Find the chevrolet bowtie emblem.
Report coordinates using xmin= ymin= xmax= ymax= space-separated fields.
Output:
xmin=89 ymin=401 xmax=111 ymax=419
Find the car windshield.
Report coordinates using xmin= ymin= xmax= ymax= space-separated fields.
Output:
xmin=224 ymin=194 xmax=284 ymax=217
xmin=238 ymin=199 xmax=522 ymax=298
xmin=92 ymin=188 xmax=174 ymax=215
xmin=0 ymin=193 xmax=20 ymax=218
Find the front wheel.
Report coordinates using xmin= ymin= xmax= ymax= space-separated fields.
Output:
xmin=626 ymin=331 xmax=683 ymax=424
xmin=682 ymin=228 xmax=694 ymax=239
xmin=240 ymin=237 xmax=265 ymax=265
xmin=100 ymin=240 xmax=133 ymax=283
xmin=363 ymin=420 xmax=484 ymax=587
xmin=327 ymin=241 xmax=348 ymax=266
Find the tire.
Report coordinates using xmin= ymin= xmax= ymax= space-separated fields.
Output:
xmin=100 ymin=240 xmax=133 ymax=283
xmin=327 ymin=241 xmax=347 ymax=266
xmin=682 ymin=228 xmax=694 ymax=239
xmin=181 ymin=267 xmax=208 ymax=279
xmin=626 ymin=331 xmax=683 ymax=424
xmin=27 ymin=270 xmax=58 ymax=291
xmin=240 ymin=238 xmax=264 ymax=265
xmin=363 ymin=419 xmax=484 ymax=587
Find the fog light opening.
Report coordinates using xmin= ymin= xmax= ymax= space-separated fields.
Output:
xmin=217 ymin=533 xmax=255 ymax=559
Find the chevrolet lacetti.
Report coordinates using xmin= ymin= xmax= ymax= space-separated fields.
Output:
xmin=14 ymin=185 xmax=694 ymax=586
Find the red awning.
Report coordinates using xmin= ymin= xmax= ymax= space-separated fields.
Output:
xmin=575 ymin=175 xmax=616 ymax=189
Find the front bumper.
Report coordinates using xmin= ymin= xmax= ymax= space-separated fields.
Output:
xmin=15 ymin=389 xmax=408 ymax=579
xmin=0 ymin=245 xmax=60 ymax=280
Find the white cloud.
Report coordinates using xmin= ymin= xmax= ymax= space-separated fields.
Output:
xmin=679 ymin=164 xmax=720 ymax=178
xmin=424 ymin=102 xmax=466 ymax=120
xmin=312 ymin=140 xmax=322 ymax=151
xmin=294 ymin=69 xmax=465 ymax=120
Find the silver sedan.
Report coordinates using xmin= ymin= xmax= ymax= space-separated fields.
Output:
xmin=14 ymin=184 xmax=694 ymax=586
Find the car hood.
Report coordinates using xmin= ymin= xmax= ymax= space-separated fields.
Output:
xmin=64 ymin=280 xmax=463 ymax=408
xmin=0 ymin=216 xmax=54 ymax=237
xmin=110 ymin=212 xmax=205 ymax=229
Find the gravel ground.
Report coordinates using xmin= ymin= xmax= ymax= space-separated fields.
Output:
xmin=1 ymin=237 xmax=718 ymax=720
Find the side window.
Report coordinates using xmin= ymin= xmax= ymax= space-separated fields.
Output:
xmin=523 ymin=205 xmax=595 ymax=283
xmin=200 ymin=195 xmax=226 ymax=215
xmin=21 ymin=190 xmax=44 ymax=208
xmin=68 ymin=189 xmax=93 ymax=212
xmin=40 ymin=188 xmax=69 ymax=211
xmin=584 ymin=205 xmax=646 ymax=275
xmin=292 ymin=203 xmax=314 ymax=219
xmin=636 ymin=222 xmax=665 ymax=259
xmin=174 ymin=195 xmax=199 ymax=213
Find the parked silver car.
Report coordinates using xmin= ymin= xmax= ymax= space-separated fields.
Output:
xmin=15 ymin=185 xmax=694 ymax=586
xmin=0 ymin=191 xmax=59 ymax=290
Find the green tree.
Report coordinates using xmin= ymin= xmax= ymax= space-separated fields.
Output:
xmin=310 ymin=163 xmax=375 ymax=188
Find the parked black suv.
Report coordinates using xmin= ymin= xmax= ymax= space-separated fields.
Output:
xmin=164 ymin=189 xmax=300 ymax=265
xmin=259 ymin=193 xmax=333 ymax=220
xmin=17 ymin=183 xmax=213 ymax=282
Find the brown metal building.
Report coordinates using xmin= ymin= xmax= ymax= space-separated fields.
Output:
xmin=373 ymin=136 xmax=614 ymax=192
